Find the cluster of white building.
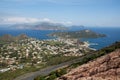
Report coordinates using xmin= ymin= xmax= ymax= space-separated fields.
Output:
xmin=0 ymin=38 xmax=92 ymax=73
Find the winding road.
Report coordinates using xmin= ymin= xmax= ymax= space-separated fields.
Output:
xmin=14 ymin=54 xmax=92 ymax=80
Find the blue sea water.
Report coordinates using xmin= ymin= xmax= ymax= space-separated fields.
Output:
xmin=0 ymin=27 xmax=120 ymax=50
xmin=0 ymin=30 xmax=56 ymax=40
xmin=80 ymin=27 xmax=120 ymax=50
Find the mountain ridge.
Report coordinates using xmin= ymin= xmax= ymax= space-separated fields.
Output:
xmin=9 ymin=22 xmax=68 ymax=30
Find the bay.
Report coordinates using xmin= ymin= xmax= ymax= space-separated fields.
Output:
xmin=80 ymin=27 xmax=120 ymax=49
xmin=0 ymin=27 xmax=120 ymax=50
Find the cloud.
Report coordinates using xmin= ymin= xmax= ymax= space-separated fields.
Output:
xmin=0 ymin=17 xmax=73 ymax=26
xmin=0 ymin=17 xmax=54 ymax=24
xmin=42 ymin=18 xmax=52 ymax=22
xmin=0 ymin=17 xmax=40 ymax=24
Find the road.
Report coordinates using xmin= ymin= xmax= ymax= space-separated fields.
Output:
xmin=14 ymin=54 xmax=92 ymax=80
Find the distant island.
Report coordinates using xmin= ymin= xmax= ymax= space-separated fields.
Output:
xmin=0 ymin=22 xmax=87 ymax=31
xmin=49 ymin=29 xmax=106 ymax=39
xmin=10 ymin=22 xmax=68 ymax=30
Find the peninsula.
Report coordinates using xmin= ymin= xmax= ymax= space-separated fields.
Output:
xmin=49 ymin=29 xmax=106 ymax=39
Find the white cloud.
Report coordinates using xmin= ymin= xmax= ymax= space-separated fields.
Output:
xmin=65 ymin=21 xmax=73 ymax=25
xmin=42 ymin=18 xmax=52 ymax=22
xmin=59 ymin=21 xmax=73 ymax=26
xmin=0 ymin=17 xmax=52 ymax=24
xmin=4 ymin=17 xmax=40 ymax=24
xmin=0 ymin=17 xmax=73 ymax=27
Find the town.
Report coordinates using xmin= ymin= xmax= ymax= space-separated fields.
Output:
xmin=0 ymin=37 xmax=92 ymax=73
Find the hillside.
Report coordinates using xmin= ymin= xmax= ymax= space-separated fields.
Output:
xmin=34 ymin=41 xmax=120 ymax=80
xmin=0 ymin=34 xmax=28 ymax=42
xmin=58 ymin=48 xmax=120 ymax=80
xmin=49 ymin=29 xmax=106 ymax=39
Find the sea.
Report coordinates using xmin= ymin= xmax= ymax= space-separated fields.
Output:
xmin=0 ymin=27 xmax=120 ymax=50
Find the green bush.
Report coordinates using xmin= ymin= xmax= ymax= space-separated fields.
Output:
xmin=56 ymin=69 xmax=67 ymax=77
xmin=47 ymin=74 xmax=57 ymax=80
xmin=34 ymin=76 xmax=46 ymax=80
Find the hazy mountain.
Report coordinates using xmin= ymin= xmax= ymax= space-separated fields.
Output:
xmin=9 ymin=22 xmax=68 ymax=30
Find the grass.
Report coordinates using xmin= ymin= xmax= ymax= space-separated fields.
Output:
xmin=34 ymin=68 xmax=67 ymax=80
xmin=0 ymin=66 xmax=45 ymax=80
xmin=0 ymin=55 xmax=78 ymax=80
xmin=46 ymin=55 xmax=79 ymax=66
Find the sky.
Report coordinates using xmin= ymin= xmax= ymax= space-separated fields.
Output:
xmin=0 ymin=0 xmax=120 ymax=27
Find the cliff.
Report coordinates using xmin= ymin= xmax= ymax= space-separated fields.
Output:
xmin=58 ymin=49 xmax=120 ymax=80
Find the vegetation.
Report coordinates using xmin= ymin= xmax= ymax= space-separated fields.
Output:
xmin=0 ymin=66 xmax=42 ymax=80
xmin=34 ymin=41 xmax=120 ymax=80
xmin=49 ymin=29 xmax=106 ymax=39
xmin=34 ymin=68 xmax=67 ymax=80
xmin=0 ymin=34 xmax=28 ymax=42
xmin=0 ymin=55 xmax=78 ymax=80
xmin=69 ymin=41 xmax=120 ymax=68
xmin=46 ymin=55 xmax=79 ymax=66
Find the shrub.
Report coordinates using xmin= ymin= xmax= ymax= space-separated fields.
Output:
xmin=47 ymin=74 xmax=57 ymax=80
xmin=56 ymin=69 xmax=67 ymax=77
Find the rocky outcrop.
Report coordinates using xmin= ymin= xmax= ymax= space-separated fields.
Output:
xmin=58 ymin=49 xmax=120 ymax=80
